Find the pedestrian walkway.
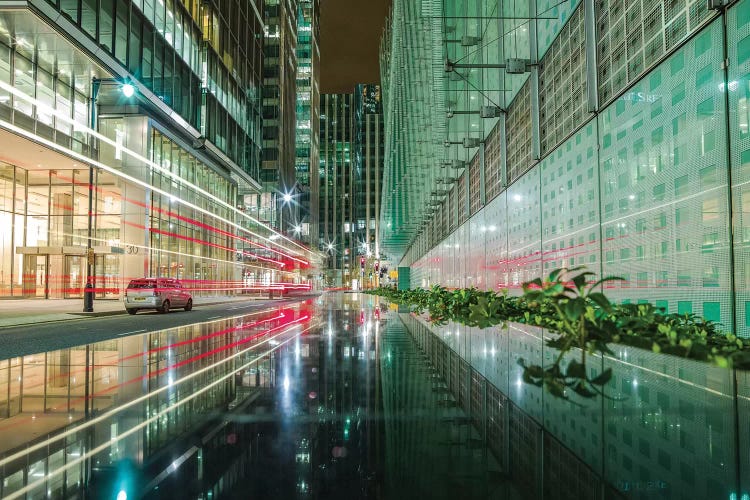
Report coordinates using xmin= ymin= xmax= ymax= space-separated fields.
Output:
xmin=0 ymin=295 xmax=270 ymax=328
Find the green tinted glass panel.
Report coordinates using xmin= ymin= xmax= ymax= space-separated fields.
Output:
xmin=678 ymin=301 xmax=693 ymax=314
xmin=703 ymin=302 xmax=721 ymax=322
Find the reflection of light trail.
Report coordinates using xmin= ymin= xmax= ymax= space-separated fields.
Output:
xmin=0 ymin=80 xmax=310 ymax=260
xmin=0 ymin=311 xmax=312 ymax=469
xmin=118 ymin=310 xmax=285 ymax=363
xmin=38 ymin=168 xmax=294 ymax=271
xmin=0 ymin=118 xmax=312 ymax=270
xmin=0 ymin=311 xmax=297 ymax=435
xmin=150 ymin=227 xmax=287 ymax=267
xmin=97 ymin=313 xmax=310 ymax=397
xmin=0 ymin=308 xmax=284 ymax=417
xmin=4 ymin=320 xmax=320 ymax=500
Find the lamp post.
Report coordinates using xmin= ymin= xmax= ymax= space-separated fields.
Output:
xmin=83 ymin=79 xmax=136 ymax=312
xmin=83 ymin=79 xmax=102 ymax=312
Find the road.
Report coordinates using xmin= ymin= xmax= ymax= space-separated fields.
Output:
xmin=0 ymin=296 xmax=316 ymax=358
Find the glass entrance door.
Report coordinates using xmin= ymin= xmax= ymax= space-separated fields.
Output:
xmin=47 ymin=255 xmax=63 ymax=299
xmin=64 ymin=255 xmax=84 ymax=299
xmin=95 ymin=254 xmax=121 ymax=299
xmin=35 ymin=255 xmax=47 ymax=298
xmin=22 ymin=254 xmax=47 ymax=298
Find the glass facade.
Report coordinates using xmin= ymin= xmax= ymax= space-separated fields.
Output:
xmin=382 ymin=0 xmax=750 ymax=338
xmin=0 ymin=6 xmax=315 ymax=299
xmin=319 ymin=93 xmax=354 ymax=285
xmin=261 ymin=0 xmax=299 ymax=231
xmin=295 ymin=0 xmax=320 ymax=246
xmin=44 ymin=0 xmax=264 ymax=176
xmin=353 ymin=84 xmax=384 ymax=288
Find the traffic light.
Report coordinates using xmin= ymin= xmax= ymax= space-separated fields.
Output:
xmin=360 ymin=257 xmax=365 ymax=268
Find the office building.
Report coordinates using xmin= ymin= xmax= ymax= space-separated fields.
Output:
xmin=353 ymin=84 xmax=384 ymax=288
xmin=0 ymin=0 xmax=313 ymax=300
xmin=262 ymin=0 xmax=299 ymax=233
xmin=318 ymin=86 xmax=384 ymax=288
xmin=319 ymin=93 xmax=354 ymax=285
xmin=295 ymin=0 xmax=321 ymax=247
xmin=379 ymin=0 xmax=750 ymax=335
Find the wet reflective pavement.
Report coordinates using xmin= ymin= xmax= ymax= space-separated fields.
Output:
xmin=0 ymin=293 xmax=517 ymax=500
xmin=0 ymin=292 xmax=743 ymax=499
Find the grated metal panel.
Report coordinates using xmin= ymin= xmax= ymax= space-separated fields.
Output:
xmin=457 ymin=171 xmax=467 ymax=225
xmin=469 ymin=152 xmax=482 ymax=216
xmin=506 ymin=80 xmax=532 ymax=184
xmin=539 ymin=2 xmax=587 ymax=156
xmin=485 ymin=120 xmax=503 ymax=201
xmin=596 ymin=0 xmax=715 ymax=106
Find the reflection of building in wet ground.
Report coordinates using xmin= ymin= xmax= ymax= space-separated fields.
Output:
xmin=5 ymin=293 xmax=739 ymax=499
xmin=400 ymin=310 xmax=747 ymax=500
xmin=0 ymin=302 xmax=314 ymax=498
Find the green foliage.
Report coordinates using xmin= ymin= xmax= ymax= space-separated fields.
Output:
xmin=366 ymin=266 xmax=750 ymax=401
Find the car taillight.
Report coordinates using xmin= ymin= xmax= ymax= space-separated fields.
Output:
xmin=153 ymin=289 xmax=159 ymax=296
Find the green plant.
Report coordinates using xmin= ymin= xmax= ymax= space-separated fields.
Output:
xmin=365 ymin=266 xmax=750 ymax=401
xmin=517 ymin=267 xmax=621 ymax=400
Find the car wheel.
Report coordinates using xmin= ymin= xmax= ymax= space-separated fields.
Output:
xmin=184 ymin=299 xmax=193 ymax=311
xmin=126 ymin=308 xmax=137 ymax=315
xmin=159 ymin=300 xmax=170 ymax=313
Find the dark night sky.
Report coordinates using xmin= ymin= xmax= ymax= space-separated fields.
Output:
xmin=320 ymin=0 xmax=392 ymax=94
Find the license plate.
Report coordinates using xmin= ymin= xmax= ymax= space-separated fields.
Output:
xmin=133 ymin=297 xmax=146 ymax=302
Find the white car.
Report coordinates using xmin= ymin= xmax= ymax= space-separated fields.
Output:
xmin=124 ymin=278 xmax=193 ymax=314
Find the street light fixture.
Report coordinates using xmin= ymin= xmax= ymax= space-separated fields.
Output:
xmin=121 ymin=83 xmax=135 ymax=98
xmin=84 ymin=78 xmax=137 ymax=312
xmin=279 ymin=190 xmax=293 ymax=234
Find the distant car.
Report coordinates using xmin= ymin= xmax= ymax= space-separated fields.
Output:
xmin=124 ymin=278 xmax=193 ymax=314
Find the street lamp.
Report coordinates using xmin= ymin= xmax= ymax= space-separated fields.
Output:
xmin=84 ymin=78 xmax=136 ymax=312
xmin=279 ymin=191 xmax=293 ymax=234
xmin=121 ymin=83 xmax=135 ymax=98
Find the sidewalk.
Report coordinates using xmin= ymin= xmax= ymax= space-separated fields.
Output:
xmin=0 ymin=295 xmax=271 ymax=328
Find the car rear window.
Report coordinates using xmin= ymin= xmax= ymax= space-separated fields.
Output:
xmin=127 ymin=280 xmax=156 ymax=289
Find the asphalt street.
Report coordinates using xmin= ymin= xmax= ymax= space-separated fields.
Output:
xmin=0 ymin=296 xmax=315 ymax=358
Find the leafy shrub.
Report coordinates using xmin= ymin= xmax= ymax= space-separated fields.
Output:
xmin=367 ymin=267 xmax=750 ymax=400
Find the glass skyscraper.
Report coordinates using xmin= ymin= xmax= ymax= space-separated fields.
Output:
xmin=295 ymin=0 xmax=321 ymax=247
xmin=0 ymin=0 xmax=314 ymax=299
xmin=353 ymin=84 xmax=384 ymax=288
xmin=319 ymin=93 xmax=354 ymax=286
xmin=380 ymin=0 xmax=750 ymax=335
xmin=319 ymin=86 xmax=384 ymax=288
xmin=261 ymin=0 xmax=298 ymax=233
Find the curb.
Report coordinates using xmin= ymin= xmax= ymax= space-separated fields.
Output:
xmin=0 ymin=296 xmax=276 ymax=330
